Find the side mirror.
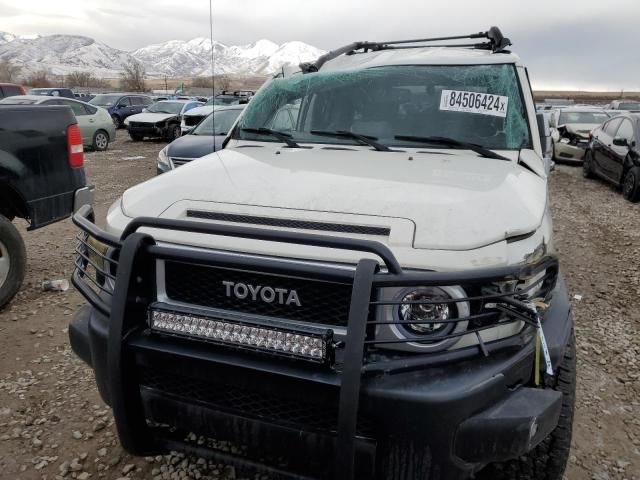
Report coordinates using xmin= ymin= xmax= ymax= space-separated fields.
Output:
xmin=536 ymin=112 xmax=552 ymax=156
xmin=613 ymin=137 xmax=629 ymax=147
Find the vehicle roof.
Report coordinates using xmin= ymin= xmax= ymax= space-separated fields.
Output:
xmin=214 ymin=104 xmax=247 ymax=111
xmin=156 ymin=99 xmax=197 ymax=104
xmin=95 ymin=92 xmax=150 ymax=96
xmin=0 ymin=82 xmax=22 ymax=86
xmin=320 ymin=47 xmax=521 ymax=72
xmin=556 ymin=107 xmax=608 ymax=113
xmin=30 ymin=87 xmax=70 ymax=90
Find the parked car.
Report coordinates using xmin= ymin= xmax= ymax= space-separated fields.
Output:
xmin=607 ymin=100 xmax=640 ymax=111
xmin=0 ymin=104 xmax=93 ymax=307
xmin=180 ymin=104 xmax=213 ymax=134
xmin=0 ymin=95 xmax=116 ymax=151
xmin=70 ymin=27 xmax=575 ymax=480
xmin=0 ymin=83 xmax=26 ymax=99
xmin=74 ymin=92 xmax=95 ymax=101
xmin=584 ymin=113 xmax=640 ymax=202
xmin=28 ymin=87 xmax=75 ymax=98
xmin=550 ymin=108 xmax=609 ymax=163
xmin=124 ymin=99 xmax=202 ymax=141
xmin=89 ymin=93 xmax=153 ymax=128
xmin=212 ymin=90 xmax=253 ymax=106
xmin=158 ymin=105 xmax=246 ymax=174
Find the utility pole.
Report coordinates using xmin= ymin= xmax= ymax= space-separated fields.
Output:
xmin=164 ymin=75 xmax=168 ymax=93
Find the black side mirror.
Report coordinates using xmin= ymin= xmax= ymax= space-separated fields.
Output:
xmin=613 ymin=137 xmax=629 ymax=147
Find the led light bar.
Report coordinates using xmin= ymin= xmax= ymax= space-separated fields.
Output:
xmin=149 ymin=309 xmax=329 ymax=362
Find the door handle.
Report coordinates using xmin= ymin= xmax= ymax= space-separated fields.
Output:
xmin=89 ymin=119 xmax=95 ymax=123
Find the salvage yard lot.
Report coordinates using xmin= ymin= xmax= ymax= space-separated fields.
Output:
xmin=0 ymin=136 xmax=638 ymax=480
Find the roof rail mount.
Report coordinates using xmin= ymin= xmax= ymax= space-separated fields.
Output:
xmin=300 ymin=26 xmax=511 ymax=74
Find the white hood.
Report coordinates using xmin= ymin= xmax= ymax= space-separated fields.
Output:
xmin=127 ymin=112 xmax=178 ymax=123
xmin=184 ymin=105 xmax=214 ymax=117
xmin=121 ymin=144 xmax=547 ymax=251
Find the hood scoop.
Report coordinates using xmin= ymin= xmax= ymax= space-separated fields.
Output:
xmin=186 ymin=210 xmax=391 ymax=237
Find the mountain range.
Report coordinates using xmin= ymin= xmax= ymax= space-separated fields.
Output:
xmin=0 ymin=32 xmax=326 ymax=78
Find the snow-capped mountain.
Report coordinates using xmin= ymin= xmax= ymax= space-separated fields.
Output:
xmin=0 ymin=34 xmax=134 ymax=77
xmin=132 ymin=38 xmax=324 ymax=77
xmin=0 ymin=32 xmax=325 ymax=78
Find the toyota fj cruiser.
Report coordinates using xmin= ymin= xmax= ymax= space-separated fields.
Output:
xmin=69 ymin=27 xmax=575 ymax=480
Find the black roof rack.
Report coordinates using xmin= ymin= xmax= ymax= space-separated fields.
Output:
xmin=300 ymin=26 xmax=511 ymax=74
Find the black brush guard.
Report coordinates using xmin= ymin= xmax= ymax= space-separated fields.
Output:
xmin=71 ymin=205 xmax=559 ymax=480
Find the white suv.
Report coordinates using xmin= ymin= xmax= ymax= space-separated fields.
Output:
xmin=70 ymin=27 xmax=575 ymax=480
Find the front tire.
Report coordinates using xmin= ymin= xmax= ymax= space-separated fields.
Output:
xmin=0 ymin=215 xmax=27 ymax=309
xmin=477 ymin=330 xmax=576 ymax=480
xmin=582 ymin=150 xmax=595 ymax=178
xmin=92 ymin=130 xmax=109 ymax=151
xmin=622 ymin=166 xmax=640 ymax=202
xmin=166 ymin=124 xmax=181 ymax=142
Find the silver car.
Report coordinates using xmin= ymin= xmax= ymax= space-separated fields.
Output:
xmin=550 ymin=108 xmax=609 ymax=163
xmin=0 ymin=94 xmax=116 ymax=151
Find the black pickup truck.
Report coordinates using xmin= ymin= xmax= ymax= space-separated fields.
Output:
xmin=0 ymin=105 xmax=94 ymax=307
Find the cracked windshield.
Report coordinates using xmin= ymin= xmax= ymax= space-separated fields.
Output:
xmin=238 ymin=64 xmax=531 ymax=150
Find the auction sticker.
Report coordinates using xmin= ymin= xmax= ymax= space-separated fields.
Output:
xmin=440 ymin=90 xmax=509 ymax=118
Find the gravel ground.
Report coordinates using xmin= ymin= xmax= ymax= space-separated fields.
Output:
xmin=0 ymin=135 xmax=638 ymax=479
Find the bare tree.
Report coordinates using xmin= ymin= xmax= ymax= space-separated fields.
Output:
xmin=65 ymin=71 xmax=109 ymax=89
xmin=216 ymin=74 xmax=231 ymax=92
xmin=0 ymin=60 xmax=22 ymax=83
xmin=120 ymin=59 xmax=146 ymax=92
xmin=25 ymin=70 xmax=52 ymax=88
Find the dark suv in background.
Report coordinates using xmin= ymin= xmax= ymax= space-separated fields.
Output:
xmin=29 ymin=87 xmax=75 ymax=98
xmin=0 ymin=83 xmax=26 ymax=99
xmin=89 ymin=93 xmax=153 ymax=128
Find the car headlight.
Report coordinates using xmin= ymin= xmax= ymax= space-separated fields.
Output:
xmin=124 ymin=118 xmax=130 ymax=126
xmin=158 ymin=146 xmax=170 ymax=168
xmin=395 ymin=287 xmax=455 ymax=336
xmin=376 ymin=285 xmax=469 ymax=352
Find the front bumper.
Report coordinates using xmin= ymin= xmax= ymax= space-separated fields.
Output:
xmin=128 ymin=124 xmax=167 ymax=138
xmin=554 ymin=140 xmax=588 ymax=162
xmin=68 ymin=206 xmax=573 ymax=479
xmin=70 ymin=278 xmax=571 ymax=478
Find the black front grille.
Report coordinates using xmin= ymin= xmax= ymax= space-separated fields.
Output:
xmin=138 ymin=367 xmax=373 ymax=436
xmin=164 ymin=262 xmax=353 ymax=326
xmin=186 ymin=210 xmax=391 ymax=236
xmin=129 ymin=122 xmax=153 ymax=128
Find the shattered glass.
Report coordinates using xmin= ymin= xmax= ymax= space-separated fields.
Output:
xmin=237 ymin=64 xmax=531 ymax=150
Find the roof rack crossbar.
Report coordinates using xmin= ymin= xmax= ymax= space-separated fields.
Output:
xmin=299 ymin=27 xmax=511 ymax=73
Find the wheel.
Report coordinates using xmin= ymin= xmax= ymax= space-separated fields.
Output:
xmin=92 ymin=130 xmax=109 ymax=151
xmin=476 ymin=330 xmax=576 ymax=480
xmin=582 ymin=150 xmax=595 ymax=178
xmin=111 ymin=115 xmax=122 ymax=128
xmin=129 ymin=133 xmax=144 ymax=142
xmin=0 ymin=215 xmax=27 ymax=309
xmin=166 ymin=124 xmax=181 ymax=142
xmin=622 ymin=166 xmax=640 ymax=202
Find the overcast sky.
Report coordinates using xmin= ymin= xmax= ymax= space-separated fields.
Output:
xmin=1 ymin=0 xmax=639 ymax=90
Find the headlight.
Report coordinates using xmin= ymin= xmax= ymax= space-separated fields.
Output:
xmin=158 ymin=146 xmax=170 ymax=168
xmin=395 ymin=287 xmax=455 ymax=337
xmin=376 ymin=285 xmax=469 ymax=352
xmin=124 ymin=118 xmax=130 ymax=126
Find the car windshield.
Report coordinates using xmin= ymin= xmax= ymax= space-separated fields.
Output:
xmin=193 ymin=109 xmax=243 ymax=136
xmin=618 ymin=102 xmax=640 ymax=110
xmin=147 ymin=102 xmax=185 ymax=114
xmin=236 ymin=64 xmax=532 ymax=150
xmin=89 ymin=95 xmax=120 ymax=107
xmin=0 ymin=97 xmax=37 ymax=105
xmin=558 ymin=111 xmax=609 ymax=124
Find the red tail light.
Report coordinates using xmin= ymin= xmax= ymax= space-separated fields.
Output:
xmin=67 ymin=124 xmax=84 ymax=168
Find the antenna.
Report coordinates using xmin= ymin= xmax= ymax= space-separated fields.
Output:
xmin=209 ymin=0 xmax=216 ymax=138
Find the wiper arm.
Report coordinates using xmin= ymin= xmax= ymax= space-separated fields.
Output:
xmin=241 ymin=128 xmax=301 ymax=148
xmin=394 ymin=135 xmax=509 ymax=161
xmin=310 ymin=130 xmax=392 ymax=152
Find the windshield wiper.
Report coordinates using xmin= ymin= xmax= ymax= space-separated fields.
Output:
xmin=310 ymin=130 xmax=392 ymax=152
xmin=241 ymin=128 xmax=301 ymax=148
xmin=394 ymin=135 xmax=509 ymax=161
